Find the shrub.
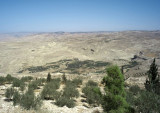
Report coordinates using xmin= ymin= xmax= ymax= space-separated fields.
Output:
xmin=129 ymin=85 xmax=141 ymax=95
xmin=13 ymin=90 xmax=21 ymax=106
xmin=21 ymin=76 xmax=33 ymax=82
xmin=5 ymin=87 xmax=15 ymax=100
xmin=55 ymin=96 xmax=75 ymax=108
xmin=40 ymin=78 xmax=46 ymax=83
xmin=65 ymin=79 xmax=82 ymax=88
xmin=0 ymin=76 xmax=6 ymax=85
xmin=20 ymin=83 xmax=26 ymax=91
xmin=135 ymin=91 xmax=160 ymax=113
xmin=50 ymin=78 xmax=61 ymax=88
xmin=20 ymin=88 xmax=42 ymax=110
xmin=126 ymin=85 xmax=160 ymax=113
xmin=28 ymin=79 xmax=45 ymax=90
xmin=126 ymin=91 xmax=136 ymax=107
xmin=41 ymin=83 xmax=60 ymax=100
xmin=28 ymin=81 xmax=39 ymax=90
xmin=86 ymin=80 xmax=98 ymax=87
xmin=12 ymin=78 xmax=25 ymax=87
xmin=36 ymin=78 xmax=46 ymax=86
xmin=6 ymin=74 xmax=14 ymax=83
xmin=41 ymin=80 xmax=60 ymax=100
xmin=63 ymin=85 xmax=79 ymax=98
xmin=82 ymin=86 xmax=102 ymax=105
xmin=72 ymin=78 xmax=82 ymax=86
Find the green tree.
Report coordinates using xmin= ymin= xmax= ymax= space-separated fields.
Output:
xmin=6 ymin=74 xmax=14 ymax=83
xmin=47 ymin=73 xmax=51 ymax=82
xmin=145 ymin=58 xmax=160 ymax=94
xmin=0 ymin=76 xmax=6 ymax=85
xmin=20 ymin=88 xmax=42 ymax=110
xmin=102 ymin=65 xmax=132 ymax=113
xmin=13 ymin=90 xmax=21 ymax=106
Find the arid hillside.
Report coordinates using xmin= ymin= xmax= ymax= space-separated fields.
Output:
xmin=0 ymin=31 xmax=160 ymax=76
xmin=0 ymin=31 xmax=160 ymax=113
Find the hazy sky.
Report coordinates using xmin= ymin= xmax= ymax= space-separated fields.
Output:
xmin=0 ymin=0 xmax=160 ymax=32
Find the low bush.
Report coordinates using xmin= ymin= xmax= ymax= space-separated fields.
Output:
xmin=5 ymin=87 xmax=15 ymax=100
xmin=41 ymin=79 xmax=60 ymax=100
xmin=20 ymin=83 xmax=26 ymax=91
xmin=13 ymin=90 xmax=21 ymax=106
xmin=28 ymin=80 xmax=39 ymax=90
xmin=12 ymin=78 xmax=25 ymax=87
xmin=20 ymin=88 xmax=42 ymax=110
xmin=63 ymin=85 xmax=79 ymax=98
xmin=50 ymin=78 xmax=60 ymax=88
xmin=72 ymin=78 xmax=82 ymax=86
xmin=135 ymin=91 xmax=160 ymax=113
xmin=86 ymin=80 xmax=98 ymax=87
xmin=65 ymin=78 xmax=82 ymax=88
xmin=82 ymin=86 xmax=102 ymax=105
xmin=126 ymin=85 xmax=160 ymax=113
xmin=28 ymin=78 xmax=46 ymax=90
xmin=0 ymin=76 xmax=6 ymax=85
xmin=36 ymin=78 xmax=46 ymax=86
xmin=41 ymin=84 xmax=60 ymax=100
xmin=6 ymin=74 xmax=14 ymax=83
xmin=129 ymin=85 xmax=141 ymax=95
xmin=55 ymin=96 xmax=75 ymax=108
xmin=21 ymin=76 xmax=33 ymax=82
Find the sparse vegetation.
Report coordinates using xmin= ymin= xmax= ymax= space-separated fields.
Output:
xmin=20 ymin=88 xmax=42 ymax=110
xmin=55 ymin=96 xmax=75 ymax=108
xmin=86 ymin=80 xmax=98 ymax=87
xmin=28 ymin=78 xmax=45 ymax=90
xmin=13 ymin=90 xmax=21 ymax=106
xmin=18 ymin=59 xmax=110 ymax=74
xmin=41 ymin=80 xmax=60 ymax=100
xmin=63 ymin=85 xmax=79 ymax=98
xmin=0 ymin=76 xmax=6 ymax=85
xmin=126 ymin=85 xmax=160 ymax=113
xmin=82 ymin=80 xmax=102 ymax=106
xmin=6 ymin=74 xmax=14 ymax=83
xmin=28 ymin=80 xmax=39 ymax=90
xmin=21 ymin=76 xmax=33 ymax=82
xmin=82 ymin=85 xmax=102 ymax=105
xmin=12 ymin=78 xmax=25 ymax=88
xmin=2 ymin=59 xmax=159 ymax=112
xmin=5 ymin=87 xmax=15 ymax=100
xmin=72 ymin=78 xmax=82 ymax=86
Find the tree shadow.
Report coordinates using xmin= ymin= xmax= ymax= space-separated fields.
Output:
xmin=4 ymin=98 xmax=12 ymax=102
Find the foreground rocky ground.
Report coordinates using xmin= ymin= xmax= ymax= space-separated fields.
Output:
xmin=0 ymin=31 xmax=160 ymax=112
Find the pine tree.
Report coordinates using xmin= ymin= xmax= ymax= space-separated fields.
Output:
xmin=47 ymin=72 xmax=51 ymax=82
xmin=62 ymin=73 xmax=67 ymax=84
xmin=102 ymin=65 xmax=133 ymax=113
xmin=145 ymin=58 xmax=159 ymax=93
xmin=148 ymin=58 xmax=158 ymax=83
